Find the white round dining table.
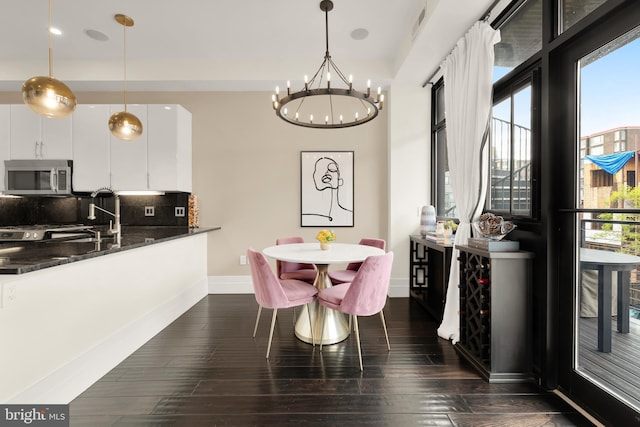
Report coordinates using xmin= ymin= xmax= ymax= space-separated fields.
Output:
xmin=262 ymin=242 xmax=385 ymax=345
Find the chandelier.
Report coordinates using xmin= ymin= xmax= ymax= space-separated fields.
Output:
xmin=271 ymin=0 xmax=384 ymax=129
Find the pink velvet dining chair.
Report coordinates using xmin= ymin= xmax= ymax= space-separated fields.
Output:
xmin=276 ymin=236 xmax=317 ymax=284
xmin=328 ymin=238 xmax=386 ymax=284
xmin=318 ymin=251 xmax=394 ymax=371
xmin=248 ymin=248 xmax=318 ymax=359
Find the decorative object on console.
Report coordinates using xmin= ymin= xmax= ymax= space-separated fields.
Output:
xmin=22 ymin=0 xmax=77 ymax=118
xmin=476 ymin=212 xmax=516 ymax=240
xmin=108 ymin=14 xmax=143 ymax=141
xmin=316 ymin=229 xmax=336 ymax=250
xmin=420 ymin=205 xmax=436 ymax=236
xmin=271 ymin=0 xmax=383 ymax=129
xmin=470 ymin=213 xmax=518 ymax=251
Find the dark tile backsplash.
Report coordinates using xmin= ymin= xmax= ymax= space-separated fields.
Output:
xmin=0 ymin=193 xmax=190 ymax=227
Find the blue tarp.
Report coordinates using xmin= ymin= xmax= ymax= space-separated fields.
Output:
xmin=585 ymin=151 xmax=635 ymax=174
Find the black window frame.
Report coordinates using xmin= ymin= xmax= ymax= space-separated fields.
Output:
xmin=487 ymin=64 xmax=542 ymax=222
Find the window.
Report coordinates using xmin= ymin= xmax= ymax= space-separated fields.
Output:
xmin=613 ymin=130 xmax=626 ymax=152
xmin=559 ymin=0 xmax=607 ymax=33
xmin=488 ymin=75 xmax=535 ymax=217
xmin=590 ymin=169 xmax=613 ymax=187
xmin=431 ymin=80 xmax=456 ymax=218
xmin=493 ymin=0 xmax=542 ymax=82
xmin=588 ymin=135 xmax=604 ymax=155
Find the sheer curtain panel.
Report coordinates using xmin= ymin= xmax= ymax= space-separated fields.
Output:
xmin=437 ymin=21 xmax=500 ymax=343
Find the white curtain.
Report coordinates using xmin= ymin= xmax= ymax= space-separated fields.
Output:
xmin=437 ymin=21 xmax=500 ymax=343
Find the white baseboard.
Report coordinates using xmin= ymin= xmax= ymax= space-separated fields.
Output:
xmin=8 ymin=278 xmax=208 ymax=404
xmin=208 ymin=275 xmax=409 ymax=298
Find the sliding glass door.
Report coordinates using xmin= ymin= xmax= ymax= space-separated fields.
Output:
xmin=574 ymin=24 xmax=640 ymax=412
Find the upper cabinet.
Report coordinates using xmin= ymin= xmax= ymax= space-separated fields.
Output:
xmin=109 ymin=104 xmax=149 ymax=192
xmin=10 ymin=104 xmax=72 ymax=159
xmin=147 ymin=105 xmax=192 ymax=193
xmin=72 ymin=105 xmax=111 ymax=192
xmin=72 ymin=104 xmax=192 ymax=193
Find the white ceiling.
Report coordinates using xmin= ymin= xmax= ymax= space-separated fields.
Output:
xmin=0 ymin=0 xmax=499 ymax=93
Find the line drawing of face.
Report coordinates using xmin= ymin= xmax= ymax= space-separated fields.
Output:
xmin=313 ymin=157 xmax=343 ymax=191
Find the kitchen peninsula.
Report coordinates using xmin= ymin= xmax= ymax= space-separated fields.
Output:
xmin=0 ymin=225 xmax=219 ymax=404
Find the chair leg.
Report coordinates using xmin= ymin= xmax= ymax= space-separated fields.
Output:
xmin=379 ymin=310 xmax=391 ymax=351
xmin=306 ymin=303 xmax=315 ymax=346
xmin=266 ymin=308 xmax=278 ymax=359
xmin=252 ymin=305 xmax=262 ymax=338
xmin=319 ymin=305 xmax=327 ymax=351
xmin=353 ymin=315 xmax=363 ymax=371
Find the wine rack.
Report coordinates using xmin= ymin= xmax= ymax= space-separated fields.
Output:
xmin=457 ymin=245 xmax=534 ymax=382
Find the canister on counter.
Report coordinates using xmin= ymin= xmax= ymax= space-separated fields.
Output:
xmin=188 ymin=194 xmax=199 ymax=228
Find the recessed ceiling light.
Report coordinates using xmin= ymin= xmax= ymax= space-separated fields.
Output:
xmin=350 ymin=28 xmax=369 ymax=40
xmin=49 ymin=27 xmax=62 ymax=36
xmin=85 ymin=29 xmax=109 ymax=42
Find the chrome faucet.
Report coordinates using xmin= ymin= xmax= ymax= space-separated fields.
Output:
xmin=88 ymin=187 xmax=121 ymax=246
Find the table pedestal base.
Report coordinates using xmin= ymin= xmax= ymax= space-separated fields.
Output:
xmin=294 ymin=263 xmax=350 ymax=345
xmin=295 ymin=302 xmax=349 ymax=345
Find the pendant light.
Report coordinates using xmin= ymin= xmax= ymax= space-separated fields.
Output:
xmin=22 ymin=0 xmax=77 ymax=118
xmin=108 ymin=14 xmax=142 ymax=141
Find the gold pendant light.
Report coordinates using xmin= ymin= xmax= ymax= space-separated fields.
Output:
xmin=109 ymin=14 xmax=142 ymax=141
xmin=22 ymin=0 xmax=77 ymax=118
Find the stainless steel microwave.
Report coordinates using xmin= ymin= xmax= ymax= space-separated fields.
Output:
xmin=4 ymin=159 xmax=73 ymax=196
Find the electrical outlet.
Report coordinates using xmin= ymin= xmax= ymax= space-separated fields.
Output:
xmin=145 ymin=238 xmax=155 ymax=243
xmin=175 ymin=206 xmax=186 ymax=217
xmin=240 ymin=255 xmax=247 ymax=265
xmin=144 ymin=206 xmax=155 ymax=217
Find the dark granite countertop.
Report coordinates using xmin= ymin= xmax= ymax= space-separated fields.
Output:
xmin=0 ymin=226 xmax=220 ymax=275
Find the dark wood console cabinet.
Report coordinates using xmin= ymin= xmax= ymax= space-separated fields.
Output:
xmin=456 ymin=244 xmax=534 ymax=382
xmin=409 ymin=235 xmax=453 ymax=321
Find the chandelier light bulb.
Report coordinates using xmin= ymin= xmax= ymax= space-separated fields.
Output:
xmin=310 ymin=114 xmax=313 ymax=124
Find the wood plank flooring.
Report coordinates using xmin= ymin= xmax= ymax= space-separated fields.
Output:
xmin=579 ymin=316 xmax=640 ymax=410
xmin=70 ymin=295 xmax=596 ymax=426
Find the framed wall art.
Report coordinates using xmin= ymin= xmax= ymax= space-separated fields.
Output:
xmin=300 ymin=151 xmax=354 ymax=227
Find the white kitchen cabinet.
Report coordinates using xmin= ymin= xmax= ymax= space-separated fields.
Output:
xmin=147 ymin=104 xmax=192 ymax=193
xmin=72 ymin=105 xmax=111 ymax=192
xmin=109 ymin=104 xmax=148 ymax=191
xmin=0 ymin=106 xmax=10 ymax=191
xmin=9 ymin=104 xmax=72 ymax=159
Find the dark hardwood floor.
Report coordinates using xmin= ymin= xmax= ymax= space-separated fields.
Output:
xmin=70 ymin=295 xmax=597 ymax=426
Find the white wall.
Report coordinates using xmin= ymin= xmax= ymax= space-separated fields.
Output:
xmin=387 ymin=84 xmax=431 ymax=296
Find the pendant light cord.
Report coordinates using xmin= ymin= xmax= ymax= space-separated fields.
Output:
xmin=122 ymin=19 xmax=128 ymax=112
xmin=48 ymin=0 xmax=53 ymax=77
